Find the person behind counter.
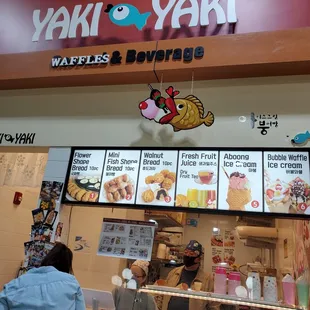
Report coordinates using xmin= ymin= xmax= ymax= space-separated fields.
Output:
xmin=113 ymin=260 xmax=157 ymax=310
xmin=0 ymin=243 xmax=86 ymax=310
xmin=159 ymin=240 xmax=219 ymax=310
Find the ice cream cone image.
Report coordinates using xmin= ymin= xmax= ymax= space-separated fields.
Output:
xmin=226 ymin=172 xmax=251 ymax=211
xmin=227 ymin=188 xmax=252 ymax=211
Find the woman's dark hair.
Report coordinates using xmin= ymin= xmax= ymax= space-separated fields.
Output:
xmin=41 ymin=243 xmax=73 ymax=274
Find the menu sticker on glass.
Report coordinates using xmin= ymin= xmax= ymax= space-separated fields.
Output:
xmin=99 ymin=150 xmax=141 ymax=204
xmin=211 ymin=247 xmax=223 ymax=268
xmin=264 ymin=151 xmax=310 ymax=215
xmin=224 ymin=248 xmax=236 ymax=267
xmin=176 ymin=151 xmax=218 ymax=209
xmin=218 ymin=151 xmax=263 ymax=212
xmin=97 ymin=218 xmax=155 ymax=261
xmin=136 ymin=150 xmax=178 ymax=206
xmin=65 ymin=150 xmax=106 ymax=203
xmin=224 ymin=229 xmax=235 ymax=248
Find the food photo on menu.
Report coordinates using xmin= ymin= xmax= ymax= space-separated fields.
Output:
xmin=264 ymin=152 xmax=310 ymax=214
xmin=225 ymin=171 xmax=252 ymax=211
xmin=265 ymin=176 xmax=310 ymax=214
xmin=218 ymin=151 xmax=263 ymax=212
xmin=211 ymin=234 xmax=223 ymax=247
xmin=65 ymin=150 xmax=106 ymax=203
xmin=136 ymin=151 xmax=178 ymax=206
xmin=67 ymin=175 xmax=101 ymax=202
xmin=175 ymin=151 xmax=218 ymax=209
xmin=99 ymin=150 xmax=141 ymax=204
xmin=139 ymin=169 xmax=176 ymax=204
xmin=102 ymin=174 xmax=134 ymax=203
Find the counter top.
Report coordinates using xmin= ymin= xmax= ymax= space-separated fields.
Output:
xmin=140 ymin=286 xmax=300 ymax=310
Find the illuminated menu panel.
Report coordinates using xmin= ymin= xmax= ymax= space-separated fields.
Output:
xmin=99 ymin=150 xmax=141 ymax=204
xmin=62 ymin=148 xmax=310 ymax=217
xmin=175 ymin=150 xmax=218 ymax=209
xmin=136 ymin=150 xmax=178 ymax=207
xmin=264 ymin=151 xmax=310 ymax=215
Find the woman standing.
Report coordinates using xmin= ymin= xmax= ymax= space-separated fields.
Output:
xmin=0 ymin=243 xmax=86 ymax=310
xmin=113 ymin=260 xmax=157 ymax=310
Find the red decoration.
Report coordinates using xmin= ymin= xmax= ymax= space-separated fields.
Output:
xmin=13 ymin=192 xmax=23 ymax=205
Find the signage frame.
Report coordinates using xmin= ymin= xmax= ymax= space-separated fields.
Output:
xmin=61 ymin=146 xmax=310 ymax=220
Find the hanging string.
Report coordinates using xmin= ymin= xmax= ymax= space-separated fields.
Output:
xmin=160 ymin=73 xmax=163 ymax=93
xmin=191 ymin=71 xmax=194 ymax=94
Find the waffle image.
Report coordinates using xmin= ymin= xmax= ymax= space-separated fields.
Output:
xmin=226 ymin=188 xmax=252 ymax=211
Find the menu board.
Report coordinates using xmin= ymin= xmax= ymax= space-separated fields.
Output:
xmin=62 ymin=147 xmax=310 ymax=218
xmin=97 ymin=218 xmax=155 ymax=261
xmin=176 ymin=150 xmax=218 ymax=209
xmin=264 ymin=151 xmax=310 ymax=215
xmin=218 ymin=151 xmax=263 ymax=212
xmin=99 ymin=150 xmax=141 ymax=204
xmin=65 ymin=150 xmax=106 ymax=203
xmin=136 ymin=150 xmax=178 ymax=206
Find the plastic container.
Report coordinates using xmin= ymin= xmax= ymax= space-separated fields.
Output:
xmin=214 ymin=266 xmax=227 ymax=295
xmin=228 ymin=272 xmax=241 ymax=296
xmin=247 ymin=272 xmax=261 ymax=300
xmin=282 ymin=274 xmax=296 ymax=306
xmin=296 ymin=272 xmax=309 ymax=310
xmin=263 ymin=276 xmax=278 ymax=302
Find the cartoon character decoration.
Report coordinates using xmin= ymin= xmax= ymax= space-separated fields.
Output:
xmin=104 ymin=4 xmax=151 ymax=30
xmin=291 ymin=131 xmax=310 ymax=145
xmin=139 ymin=85 xmax=214 ymax=132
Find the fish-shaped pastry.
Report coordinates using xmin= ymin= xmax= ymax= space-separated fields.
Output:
xmin=139 ymin=86 xmax=214 ymax=132
xmin=291 ymin=131 xmax=310 ymax=145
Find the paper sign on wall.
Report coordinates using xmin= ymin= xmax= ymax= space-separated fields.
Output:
xmin=97 ymin=218 xmax=155 ymax=261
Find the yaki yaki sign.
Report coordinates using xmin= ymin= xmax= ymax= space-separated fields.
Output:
xmin=139 ymin=85 xmax=214 ymax=132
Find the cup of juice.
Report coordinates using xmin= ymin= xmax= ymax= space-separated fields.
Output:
xmin=198 ymin=170 xmax=214 ymax=184
xmin=187 ymin=189 xmax=198 ymax=202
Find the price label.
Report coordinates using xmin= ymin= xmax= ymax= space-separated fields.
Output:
xmin=165 ymin=196 xmax=172 ymax=203
xmin=298 ymin=203 xmax=308 ymax=212
xmin=251 ymin=200 xmax=259 ymax=208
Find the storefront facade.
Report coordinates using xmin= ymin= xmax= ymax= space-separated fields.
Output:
xmin=1 ymin=1 xmax=310 ymax=309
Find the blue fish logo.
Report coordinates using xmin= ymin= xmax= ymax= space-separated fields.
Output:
xmin=104 ymin=4 xmax=151 ymax=30
xmin=291 ymin=131 xmax=310 ymax=145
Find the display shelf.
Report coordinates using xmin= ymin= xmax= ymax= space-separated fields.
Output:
xmin=140 ymin=286 xmax=300 ymax=310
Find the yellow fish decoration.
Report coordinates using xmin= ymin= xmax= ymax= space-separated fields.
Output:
xmin=170 ymin=95 xmax=214 ymax=132
xmin=139 ymin=85 xmax=214 ymax=132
